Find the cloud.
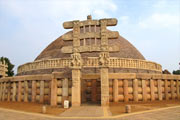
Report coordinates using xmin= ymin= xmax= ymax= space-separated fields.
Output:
xmin=138 ymin=13 xmax=179 ymax=29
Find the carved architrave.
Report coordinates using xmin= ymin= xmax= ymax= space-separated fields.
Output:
xmin=61 ymin=45 xmax=120 ymax=53
xmin=62 ymin=31 xmax=119 ymax=40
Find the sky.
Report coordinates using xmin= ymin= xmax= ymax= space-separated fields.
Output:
xmin=0 ymin=0 xmax=179 ymax=74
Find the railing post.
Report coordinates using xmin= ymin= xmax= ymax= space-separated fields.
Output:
xmin=165 ymin=79 xmax=169 ymax=100
xmin=40 ymin=80 xmax=44 ymax=103
xmin=24 ymin=81 xmax=28 ymax=102
xmin=51 ymin=73 xmax=57 ymax=106
xmin=0 ymin=83 xmax=2 ymax=101
xmin=177 ymin=80 xmax=180 ymax=99
xmin=17 ymin=81 xmax=22 ymax=102
xmin=150 ymin=79 xmax=155 ymax=101
xmin=62 ymin=78 xmax=69 ymax=106
xmin=32 ymin=80 xmax=36 ymax=102
xmin=12 ymin=82 xmax=16 ymax=101
xmin=113 ymin=79 xmax=118 ymax=102
xmin=133 ymin=79 xmax=138 ymax=102
xmin=142 ymin=79 xmax=147 ymax=101
xmin=171 ymin=80 xmax=175 ymax=99
xmin=7 ymin=82 xmax=11 ymax=101
xmin=158 ymin=79 xmax=162 ymax=101
xmin=124 ymin=79 xmax=129 ymax=102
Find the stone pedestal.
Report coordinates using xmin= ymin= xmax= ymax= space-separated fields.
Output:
xmin=100 ymin=67 xmax=109 ymax=106
xmin=72 ymin=69 xmax=81 ymax=107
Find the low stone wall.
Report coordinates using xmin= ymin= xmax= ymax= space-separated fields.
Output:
xmin=0 ymin=73 xmax=179 ymax=107
xmin=0 ymin=73 xmax=72 ymax=106
xmin=109 ymin=73 xmax=180 ymax=102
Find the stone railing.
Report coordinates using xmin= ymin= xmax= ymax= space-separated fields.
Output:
xmin=0 ymin=72 xmax=180 ymax=106
xmin=0 ymin=72 xmax=72 ymax=106
xmin=18 ymin=57 xmax=162 ymax=74
xmin=0 ymin=61 xmax=8 ymax=77
xmin=108 ymin=73 xmax=180 ymax=102
xmin=81 ymin=73 xmax=180 ymax=103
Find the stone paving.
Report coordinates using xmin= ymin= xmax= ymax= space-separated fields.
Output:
xmin=0 ymin=106 xmax=180 ymax=120
xmin=59 ymin=106 xmax=105 ymax=117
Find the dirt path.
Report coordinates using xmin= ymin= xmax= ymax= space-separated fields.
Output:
xmin=0 ymin=101 xmax=66 ymax=115
xmin=110 ymin=99 xmax=180 ymax=115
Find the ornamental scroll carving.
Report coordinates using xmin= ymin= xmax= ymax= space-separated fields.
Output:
xmin=71 ymin=53 xmax=82 ymax=68
xmin=99 ymin=52 xmax=110 ymax=67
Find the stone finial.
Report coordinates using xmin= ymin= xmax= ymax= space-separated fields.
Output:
xmin=87 ymin=15 xmax=92 ymax=20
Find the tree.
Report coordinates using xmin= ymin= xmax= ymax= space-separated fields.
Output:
xmin=172 ymin=70 xmax=180 ymax=75
xmin=0 ymin=57 xmax=14 ymax=76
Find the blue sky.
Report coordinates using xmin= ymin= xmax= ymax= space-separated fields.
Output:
xmin=0 ymin=0 xmax=179 ymax=73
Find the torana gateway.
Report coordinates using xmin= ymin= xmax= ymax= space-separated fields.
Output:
xmin=0 ymin=16 xmax=180 ymax=107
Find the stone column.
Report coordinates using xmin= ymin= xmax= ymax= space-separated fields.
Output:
xmin=101 ymin=67 xmax=109 ymax=106
xmin=72 ymin=69 xmax=81 ymax=107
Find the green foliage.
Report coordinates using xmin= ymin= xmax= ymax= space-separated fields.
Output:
xmin=172 ymin=70 xmax=180 ymax=75
xmin=0 ymin=57 xmax=14 ymax=76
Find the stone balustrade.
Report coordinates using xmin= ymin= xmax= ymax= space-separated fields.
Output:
xmin=18 ymin=57 xmax=162 ymax=74
xmin=81 ymin=73 xmax=180 ymax=103
xmin=0 ymin=72 xmax=72 ymax=106
xmin=0 ymin=72 xmax=179 ymax=107
xmin=0 ymin=61 xmax=8 ymax=77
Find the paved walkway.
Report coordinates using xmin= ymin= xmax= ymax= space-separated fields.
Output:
xmin=59 ymin=105 xmax=111 ymax=117
xmin=0 ymin=106 xmax=180 ymax=120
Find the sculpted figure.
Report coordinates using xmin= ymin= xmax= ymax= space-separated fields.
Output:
xmin=71 ymin=53 xmax=82 ymax=67
xmin=99 ymin=52 xmax=109 ymax=67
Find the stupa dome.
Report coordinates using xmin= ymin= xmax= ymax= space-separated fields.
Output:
xmin=35 ymin=31 xmax=145 ymax=61
xmin=17 ymin=17 xmax=162 ymax=75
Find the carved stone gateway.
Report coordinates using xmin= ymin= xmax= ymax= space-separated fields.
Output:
xmin=62 ymin=15 xmax=119 ymax=106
